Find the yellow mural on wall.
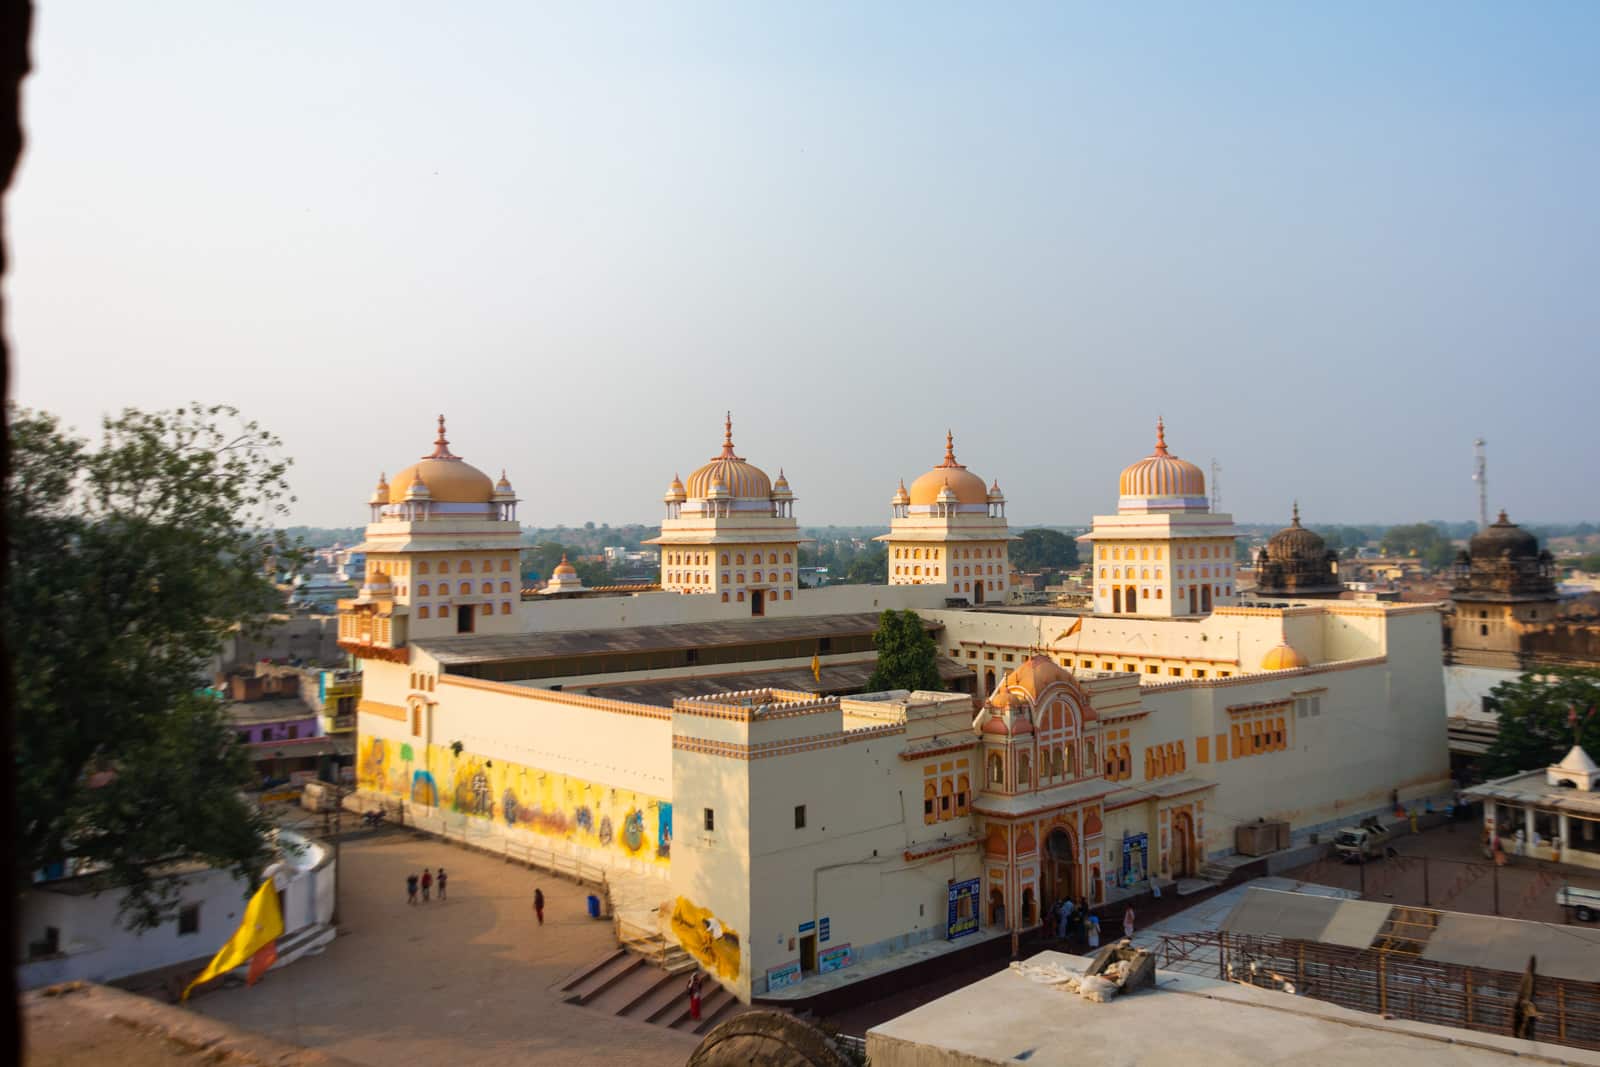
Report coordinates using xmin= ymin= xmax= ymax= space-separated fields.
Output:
xmin=356 ymin=734 xmax=672 ymax=866
xmin=670 ymin=896 xmax=741 ymax=981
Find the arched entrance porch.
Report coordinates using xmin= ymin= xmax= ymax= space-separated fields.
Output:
xmin=1041 ymin=826 xmax=1078 ymax=914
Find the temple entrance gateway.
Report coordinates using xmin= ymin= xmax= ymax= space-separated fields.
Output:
xmin=1171 ymin=810 xmax=1195 ymax=878
xmin=1042 ymin=827 xmax=1077 ymax=915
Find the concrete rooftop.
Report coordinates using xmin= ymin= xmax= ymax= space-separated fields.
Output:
xmin=867 ymin=950 xmax=1600 ymax=1067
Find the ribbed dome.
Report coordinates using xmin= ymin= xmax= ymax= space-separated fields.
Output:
xmin=991 ymin=653 xmax=1078 ymax=710
xmin=664 ymin=473 xmax=687 ymax=502
xmin=1469 ymin=510 xmax=1539 ymax=560
xmin=389 ymin=417 xmax=496 ymax=505
xmin=1261 ymin=644 xmax=1309 ymax=671
xmin=552 ymin=554 xmax=577 ymax=577
xmin=1268 ymin=502 xmax=1326 ymax=560
xmin=685 ymin=415 xmax=773 ymax=500
xmin=1119 ymin=418 xmax=1206 ymax=498
xmin=908 ymin=431 xmax=990 ymax=506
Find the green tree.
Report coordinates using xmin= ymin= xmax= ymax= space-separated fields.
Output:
xmin=1012 ymin=528 xmax=1079 ymax=574
xmin=8 ymin=405 xmax=295 ymax=929
xmin=842 ymin=545 xmax=888 ymax=585
xmin=865 ymin=610 xmax=943 ymax=692
xmin=1480 ymin=668 xmax=1600 ymax=779
xmin=1380 ymin=522 xmax=1457 ymax=570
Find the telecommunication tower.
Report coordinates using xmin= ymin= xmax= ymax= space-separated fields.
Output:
xmin=1473 ymin=438 xmax=1488 ymax=530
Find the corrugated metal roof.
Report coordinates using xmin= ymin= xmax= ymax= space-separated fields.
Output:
xmin=1221 ymin=889 xmax=1390 ymax=948
xmin=1423 ymin=912 xmax=1600 ymax=983
xmin=414 ymin=612 xmax=936 ymax=665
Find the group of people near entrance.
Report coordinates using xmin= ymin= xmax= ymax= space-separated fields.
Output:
xmin=405 ymin=867 xmax=447 ymax=904
xmin=1049 ymin=897 xmax=1136 ymax=950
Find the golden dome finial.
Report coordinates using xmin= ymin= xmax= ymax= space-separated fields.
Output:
xmin=426 ymin=414 xmax=460 ymax=460
xmin=942 ymin=430 xmax=958 ymax=467
xmin=1154 ymin=416 xmax=1169 ymax=457
xmin=1292 ymin=500 xmax=1301 ymax=526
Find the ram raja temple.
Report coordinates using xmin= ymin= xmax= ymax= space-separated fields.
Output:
xmin=340 ymin=415 xmax=1450 ymax=1002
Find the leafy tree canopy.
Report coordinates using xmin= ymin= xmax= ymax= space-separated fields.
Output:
xmin=1379 ymin=522 xmax=1457 ymax=569
xmin=8 ymin=404 xmax=296 ymax=929
xmin=1012 ymin=528 xmax=1079 ymax=574
xmin=865 ymin=609 xmax=943 ymax=692
xmin=1480 ymin=668 xmax=1600 ymax=780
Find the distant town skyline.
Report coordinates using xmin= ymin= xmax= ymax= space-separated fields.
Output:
xmin=11 ymin=3 xmax=1598 ymax=527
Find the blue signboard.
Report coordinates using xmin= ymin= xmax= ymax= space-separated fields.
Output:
xmin=819 ymin=917 xmax=831 ymax=943
xmin=1121 ymin=833 xmax=1149 ymax=887
xmin=947 ymin=878 xmax=981 ymax=940
xmin=798 ymin=920 xmax=816 ymax=934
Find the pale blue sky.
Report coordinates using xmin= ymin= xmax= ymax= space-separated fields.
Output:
xmin=10 ymin=2 xmax=1598 ymax=528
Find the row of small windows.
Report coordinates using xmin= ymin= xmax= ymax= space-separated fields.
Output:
xmin=398 ymin=557 xmax=512 ymax=576
xmin=1232 ymin=715 xmax=1288 ymax=757
xmin=416 ymin=602 xmax=513 ymax=619
xmin=408 ymin=672 xmax=437 ymax=691
xmin=667 ymin=551 xmax=792 ymax=566
xmin=1104 ymin=743 xmax=1133 ymax=781
xmin=894 ymin=546 xmax=1005 ymax=560
xmin=895 ymin=565 xmax=942 ymax=577
xmin=923 ymin=775 xmax=972 ymax=823
xmin=987 ymin=739 xmax=1099 ymax=791
xmin=414 ymin=581 xmax=514 ymax=597
xmin=1145 ymin=741 xmax=1186 ymax=779
xmin=720 ymin=590 xmax=794 ymax=602
xmin=1096 ymin=544 xmax=1231 ymax=562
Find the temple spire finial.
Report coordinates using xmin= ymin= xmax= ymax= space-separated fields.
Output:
xmin=718 ymin=411 xmax=738 ymax=458
xmin=1292 ymin=499 xmax=1300 ymax=526
xmin=1154 ymin=416 xmax=1169 ymax=456
xmin=943 ymin=429 xmax=957 ymax=466
xmin=425 ymin=414 xmax=459 ymax=459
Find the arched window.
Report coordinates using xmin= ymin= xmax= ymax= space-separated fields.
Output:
xmin=956 ymin=774 xmax=970 ymax=814
xmin=940 ymin=778 xmax=954 ymax=819
xmin=1064 ymin=744 xmax=1074 ymax=778
xmin=1052 ymin=745 xmax=1064 ymax=778
xmin=988 ymin=752 xmax=1004 ymax=785
xmin=783 ymin=552 xmax=792 ymax=563
xmin=1018 ymin=751 xmax=1031 ymax=789
xmin=767 ymin=553 xmax=777 ymax=565
xmin=1119 ymin=745 xmax=1131 ymax=778
xmin=459 ymin=581 xmax=471 ymax=595
xmin=438 ymin=561 xmax=449 ymax=573
xmin=418 ymin=606 xmax=430 ymax=619
xmin=736 ymin=554 xmax=745 ymax=565
xmin=721 ymin=592 xmax=729 ymax=602
xmin=418 ymin=583 xmax=430 ymax=596
xmin=460 ymin=560 xmax=473 ymax=573
xmin=418 ymin=561 xmax=430 ymax=574
xmin=720 ymin=553 xmax=729 ymax=565
xmin=481 ymin=582 xmax=492 ymax=594
xmin=923 ymin=782 xmax=937 ymax=825
xmin=1145 ymin=749 xmax=1155 ymax=779
xmin=501 ymin=581 xmax=511 ymax=593
xmin=1085 ymin=739 xmax=1096 ymax=773
xmin=501 ymin=559 xmax=511 ymax=571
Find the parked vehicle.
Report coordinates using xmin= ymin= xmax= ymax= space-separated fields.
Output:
xmin=1334 ymin=816 xmax=1394 ymax=863
xmin=361 ymin=809 xmax=387 ymax=829
xmin=1557 ymin=883 xmax=1600 ymax=922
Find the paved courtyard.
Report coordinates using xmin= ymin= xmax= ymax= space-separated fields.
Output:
xmin=189 ymin=829 xmax=697 ymax=1067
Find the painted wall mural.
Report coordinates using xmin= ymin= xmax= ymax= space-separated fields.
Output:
xmin=670 ymin=896 xmax=741 ymax=981
xmin=356 ymin=735 xmax=670 ymax=866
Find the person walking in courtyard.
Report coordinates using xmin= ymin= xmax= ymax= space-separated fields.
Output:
xmin=406 ymin=873 xmax=418 ymax=905
xmin=437 ymin=867 xmax=448 ymax=901
xmin=1086 ymin=914 xmax=1101 ymax=950
xmin=534 ymin=887 xmax=545 ymax=925
xmin=1056 ymin=897 xmax=1074 ymax=940
xmin=1122 ymin=904 xmax=1135 ymax=941
xmin=421 ymin=868 xmax=433 ymax=903
xmin=687 ymin=971 xmax=704 ymax=1021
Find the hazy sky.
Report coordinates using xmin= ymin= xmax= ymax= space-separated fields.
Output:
xmin=10 ymin=3 xmax=1599 ymax=529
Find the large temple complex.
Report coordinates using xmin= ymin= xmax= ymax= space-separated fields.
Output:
xmin=341 ymin=416 xmax=1451 ymax=1002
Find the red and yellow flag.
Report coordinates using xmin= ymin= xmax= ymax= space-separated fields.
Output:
xmin=182 ymin=879 xmax=284 ymax=1001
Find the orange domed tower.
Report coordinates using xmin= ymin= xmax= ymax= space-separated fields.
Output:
xmin=338 ymin=415 xmax=525 ymax=656
xmin=876 ymin=431 xmax=1013 ymax=604
xmin=1081 ymin=418 xmax=1237 ymax=619
xmin=645 ymin=414 xmax=801 ymax=612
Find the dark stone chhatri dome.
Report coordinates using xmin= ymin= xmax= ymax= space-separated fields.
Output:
xmin=1453 ymin=510 xmax=1556 ymax=602
xmin=1255 ymin=503 xmax=1342 ymax=597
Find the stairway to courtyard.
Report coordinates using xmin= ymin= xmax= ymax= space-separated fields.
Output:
xmin=559 ymin=945 xmax=748 ymax=1035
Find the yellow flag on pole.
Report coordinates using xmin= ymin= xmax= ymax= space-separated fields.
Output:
xmin=810 ymin=650 xmax=821 ymax=683
xmin=182 ymin=879 xmax=284 ymax=1001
